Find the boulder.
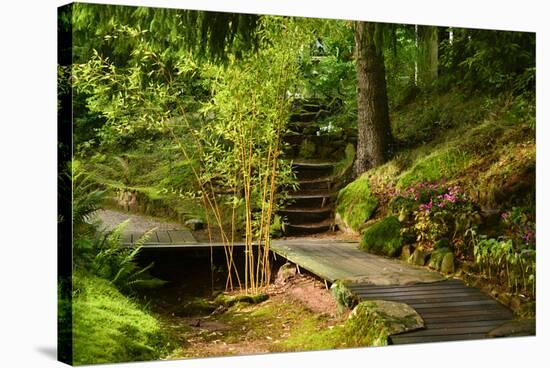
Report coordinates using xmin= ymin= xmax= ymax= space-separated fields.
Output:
xmin=331 ymin=280 xmax=359 ymax=312
xmin=275 ymin=262 xmax=296 ymax=284
xmin=409 ymin=247 xmax=429 ymax=266
xmin=400 ymin=245 xmax=414 ymax=261
xmin=345 ymin=300 xmax=424 ymax=346
xmin=440 ymin=252 xmax=455 ymax=274
xmin=487 ymin=319 xmax=536 ymax=337
xmin=185 ymin=218 xmax=204 ymax=231
xmin=360 ymin=216 xmax=403 ymax=257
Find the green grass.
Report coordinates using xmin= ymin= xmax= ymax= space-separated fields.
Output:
xmin=336 ymin=174 xmax=378 ymax=232
xmin=360 ymin=216 xmax=403 ymax=257
xmin=72 ymin=272 xmax=169 ymax=365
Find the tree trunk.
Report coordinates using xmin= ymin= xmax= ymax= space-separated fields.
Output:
xmin=418 ymin=25 xmax=438 ymax=86
xmin=353 ymin=22 xmax=392 ymax=177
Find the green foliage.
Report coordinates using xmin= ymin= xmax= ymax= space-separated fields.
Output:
xmin=360 ymin=216 xmax=403 ymax=257
xmin=394 ymin=182 xmax=480 ymax=250
xmin=69 ymin=160 xmax=106 ymax=236
xmin=440 ymin=28 xmax=535 ymax=93
xmin=469 ymin=230 xmax=535 ymax=297
xmin=72 ymin=272 xmax=169 ymax=365
xmin=336 ymin=175 xmax=378 ymax=232
xmin=90 ymin=221 xmax=166 ymax=294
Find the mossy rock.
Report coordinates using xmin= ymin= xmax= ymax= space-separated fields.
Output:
xmin=427 ymin=247 xmax=452 ymax=271
xmin=336 ymin=174 xmax=378 ymax=233
xmin=360 ymin=216 xmax=403 ymax=257
xmin=176 ymin=298 xmax=218 ymax=316
xmin=345 ymin=300 xmax=424 ymax=346
xmin=330 ymin=280 xmax=359 ymax=312
xmin=409 ymin=247 xmax=429 ymax=266
xmin=440 ymin=252 xmax=455 ymax=274
xmin=214 ymin=293 xmax=269 ymax=308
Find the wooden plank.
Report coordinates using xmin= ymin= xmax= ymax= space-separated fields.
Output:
xmin=167 ymin=229 xmax=195 ymax=243
xmin=357 ymin=290 xmax=486 ymax=300
xmin=408 ymin=299 xmax=500 ymax=308
xmin=425 ymin=320 xmax=510 ymax=329
xmin=395 ymin=325 xmax=497 ymax=337
xmin=360 ymin=295 xmax=491 ymax=305
xmin=155 ymin=231 xmax=172 ymax=243
xmin=421 ymin=311 xmax=513 ymax=321
xmin=348 ymin=280 xmax=464 ymax=292
xmin=391 ymin=334 xmax=487 ymax=345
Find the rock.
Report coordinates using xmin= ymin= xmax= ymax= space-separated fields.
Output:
xmin=275 ymin=262 xmax=296 ymax=284
xmin=360 ymin=216 xmax=403 ymax=257
xmin=488 ymin=319 xmax=536 ymax=337
xmin=331 ymin=280 xmax=359 ymax=312
xmin=185 ymin=218 xmax=204 ymax=231
xmin=400 ymin=245 xmax=414 ymax=261
xmin=440 ymin=252 xmax=455 ymax=274
xmin=427 ymin=247 xmax=450 ymax=271
xmin=409 ymin=248 xmax=428 ymax=266
xmin=346 ymin=300 xmax=424 ymax=346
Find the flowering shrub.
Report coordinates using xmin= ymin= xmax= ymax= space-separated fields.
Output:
xmin=501 ymin=207 xmax=536 ymax=249
xmin=394 ymin=181 xmax=480 ymax=249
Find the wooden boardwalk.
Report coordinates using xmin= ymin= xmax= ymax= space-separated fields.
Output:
xmin=271 ymin=240 xmax=444 ymax=285
xmin=346 ymin=280 xmax=514 ymax=345
xmin=270 ymin=239 xmax=516 ymax=345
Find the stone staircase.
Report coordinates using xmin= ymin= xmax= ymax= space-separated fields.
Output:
xmin=279 ymin=99 xmax=343 ymax=236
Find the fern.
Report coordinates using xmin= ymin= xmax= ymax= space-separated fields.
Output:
xmin=92 ymin=221 xmax=166 ymax=294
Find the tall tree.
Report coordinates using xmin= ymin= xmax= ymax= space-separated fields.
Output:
xmin=417 ymin=25 xmax=439 ymax=86
xmin=353 ymin=22 xmax=393 ymax=176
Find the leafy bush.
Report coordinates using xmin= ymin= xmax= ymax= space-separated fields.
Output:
xmin=360 ymin=216 xmax=403 ymax=257
xmin=394 ymin=182 xmax=480 ymax=252
xmin=72 ymin=272 xmax=169 ymax=365
xmin=336 ymin=175 xmax=378 ymax=232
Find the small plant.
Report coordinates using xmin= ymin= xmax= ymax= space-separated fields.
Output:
xmin=467 ymin=227 xmax=535 ymax=297
xmin=91 ymin=221 xmax=166 ymax=294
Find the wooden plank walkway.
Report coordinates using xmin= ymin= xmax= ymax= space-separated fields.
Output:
xmin=271 ymin=240 xmax=443 ymax=284
xmin=270 ymin=239 xmax=516 ymax=345
xmin=346 ymin=279 xmax=514 ymax=345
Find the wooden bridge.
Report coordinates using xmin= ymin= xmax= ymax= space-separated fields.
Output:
xmin=270 ymin=239 xmax=519 ymax=345
xmin=126 ymin=230 xmax=522 ymax=345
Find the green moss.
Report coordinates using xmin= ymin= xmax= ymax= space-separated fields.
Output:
xmin=72 ymin=272 xmax=168 ymax=365
xmin=397 ymin=147 xmax=472 ymax=188
xmin=330 ymin=280 xmax=359 ymax=312
xmin=333 ymin=143 xmax=356 ymax=177
xmin=428 ymin=247 xmax=452 ymax=271
xmin=336 ymin=175 xmax=378 ymax=232
xmin=214 ymin=293 xmax=269 ymax=308
xmin=360 ymin=216 xmax=403 ymax=257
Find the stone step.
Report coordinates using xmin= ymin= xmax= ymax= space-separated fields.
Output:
xmin=284 ymin=219 xmax=337 ymax=236
xmin=278 ymin=206 xmax=333 ymax=224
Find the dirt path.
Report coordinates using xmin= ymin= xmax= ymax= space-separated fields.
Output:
xmin=158 ymin=273 xmax=344 ymax=359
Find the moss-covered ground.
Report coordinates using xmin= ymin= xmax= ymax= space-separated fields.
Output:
xmin=72 ymin=272 xmax=169 ymax=365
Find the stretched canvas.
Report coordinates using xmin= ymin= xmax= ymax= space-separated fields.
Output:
xmin=58 ymin=1 xmax=536 ymax=366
